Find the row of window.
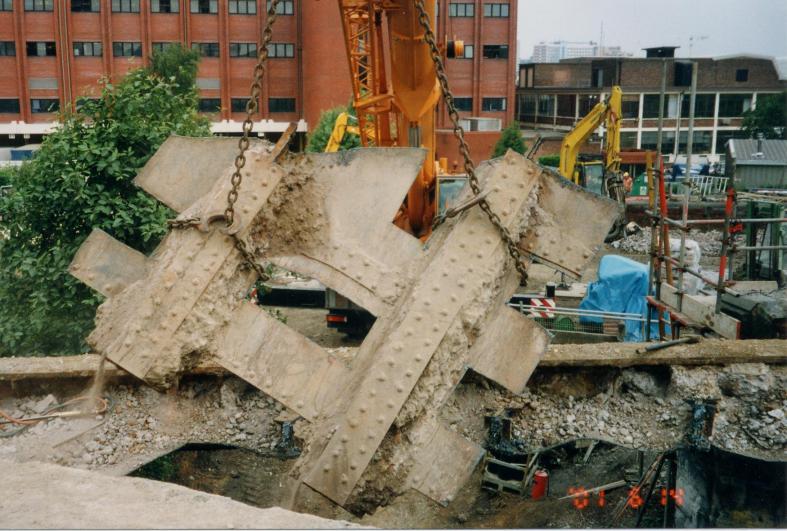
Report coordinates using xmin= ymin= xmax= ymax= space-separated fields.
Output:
xmin=445 ymin=3 xmax=510 ymax=17
xmin=0 ymin=97 xmax=297 ymax=113
xmin=199 ymin=97 xmax=295 ymax=113
xmin=0 ymin=97 xmax=297 ymax=114
xmin=519 ymin=92 xmax=765 ymax=120
xmin=1 ymin=0 xmax=295 ymax=13
xmin=6 ymin=40 xmax=296 ymax=58
xmin=452 ymin=97 xmax=507 ymax=112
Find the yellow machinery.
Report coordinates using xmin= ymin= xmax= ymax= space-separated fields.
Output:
xmin=324 ymin=112 xmax=361 ymax=153
xmin=336 ymin=1 xmax=461 ymax=237
xmin=558 ymin=86 xmax=625 ymax=203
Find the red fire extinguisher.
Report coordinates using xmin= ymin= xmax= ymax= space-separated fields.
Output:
xmin=531 ymin=470 xmax=549 ymax=500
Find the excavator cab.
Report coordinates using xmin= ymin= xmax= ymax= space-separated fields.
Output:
xmin=574 ymin=156 xmax=606 ymax=196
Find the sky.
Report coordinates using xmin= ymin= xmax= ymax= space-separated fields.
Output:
xmin=517 ymin=0 xmax=787 ymax=61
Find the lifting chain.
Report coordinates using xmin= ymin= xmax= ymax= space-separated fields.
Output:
xmin=169 ymin=0 xmax=281 ymax=283
xmin=414 ymin=0 xmax=529 ymax=285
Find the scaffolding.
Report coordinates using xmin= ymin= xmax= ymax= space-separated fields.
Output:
xmin=644 ymin=153 xmax=787 ymax=340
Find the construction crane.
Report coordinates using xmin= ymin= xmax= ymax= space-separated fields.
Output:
xmin=336 ymin=1 xmax=462 ymax=237
xmin=558 ymin=86 xmax=625 ymax=204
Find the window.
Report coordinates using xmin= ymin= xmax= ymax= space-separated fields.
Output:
xmin=0 ymin=99 xmax=20 ymax=113
xmin=482 ymin=44 xmax=508 ymax=59
xmin=267 ymin=43 xmax=294 ymax=58
xmin=0 ymin=41 xmax=15 ymax=56
xmin=680 ymin=93 xmax=715 ymax=118
xmin=229 ymin=0 xmax=255 ymax=14
xmin=578 ymin=94 xmax=599 ymax=117
xmin=230 ymin=42 xmax=256 ymax=58
xmin=198 ymin=98 xmax=221 ymax=112
xmin=557 ymin=94 xmax=576 ymax=118
xmin=620 ymin=132 xmax=637 ymax=149
xmin=269 ymin=97 xmax=295 ymax=113
xmin=718 ymin=94 xmax=752 ymax=117
xmin=482 ymin=97 xmax=506 ymax=112
xmin=621 ymin=94 xmax=639 ymax=119
xmin=676 ymin=130 xmax=712 ymax=154
xmin=152 ymin=42 xmax=176 ymax=53
xmin=641 ymin=131 xmax=676 ymax=154
xmin=31 ymin=98 xmax=59 ymax=113
xmin=113 ymin=41 xmax=142 ymax=57
xmin=448 ymin=3 xmax=473 ymax=16
xmin=190 ymin=0 xmax=216 ymax=13
xmin=456 ymin=44 xmax=473 ymax=59
xmin=0 ymin=0 xmax=11 ymax=11
xmin=25 ymin=0 xmax=53 ymax=10
xmin=27 ymin=41 xmax=56 ymax=57
xmin=72 ymin=0 xmax=100 ymax=11
xmin=735 ymin=69 xmax=748 ymax=82
xmin=75 ymin=97 xmax=98 ymax=110
xmin=73 ymin=41 xmax=102 ymax=57
xmin=112 ymin=0 xmax=139 ymax=11
xmin=516 ymin=94 xmax=536 ymax=122
xmin=266 ymin=0 xmax=293 ymax=14
xmin=192 ymin=42 xmax=219 ymax=57
xmin=231 ymin=98 xmax=250 ymax=112
xmin=642 ymin=94 xmax=682 ymax=119
xmin=454 ymin=97 xmax=472 ymax=111
xmin=151 ymin=0 xmax=178 ymax=12
xmin=483 ymin=3 xmax=509 ymax=17
xmin=537 ymin=94 xmax=554 ymax=116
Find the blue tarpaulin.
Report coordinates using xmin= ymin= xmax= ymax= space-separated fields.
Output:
xmin=579 ymin=255 xmax=661 ymax=342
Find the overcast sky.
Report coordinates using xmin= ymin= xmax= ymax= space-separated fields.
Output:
xmin=517 ymin=0 xmax=787 ymax=61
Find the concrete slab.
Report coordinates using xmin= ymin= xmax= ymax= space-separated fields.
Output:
xmin=0 ymin=459 xmax=362 ymax=529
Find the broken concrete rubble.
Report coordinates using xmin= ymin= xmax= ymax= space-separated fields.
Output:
xmin=67 ymin=138 xmax=620 ymax=510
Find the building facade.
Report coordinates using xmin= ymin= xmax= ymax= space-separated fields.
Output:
xmin=516 ymin=54 xmax=787 ymax=162
xmin=0 ymin=0 xmax=516 ymax=152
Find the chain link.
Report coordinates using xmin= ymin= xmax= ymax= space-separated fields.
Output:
xmin=168 ymin=1 xmax=281 ymax=283
xmin=414 ymin=0 xmax=529 ymax=285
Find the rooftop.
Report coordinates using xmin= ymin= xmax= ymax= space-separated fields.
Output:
xmin=729 ymin=138 xmax=787 ymax=165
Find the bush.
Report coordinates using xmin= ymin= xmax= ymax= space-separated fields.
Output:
xmin=492 ymin=121 xmax=526 ymax=158
xmin=538 ymin=154 xmax=561 ymax=167
xmin=306 ymin=105 xmax=361 ymax=153
xmin=0 ymin=66 xmax=210 ymax=356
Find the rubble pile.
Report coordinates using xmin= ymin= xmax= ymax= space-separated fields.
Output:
xmin=0 ymin=378 xmax=282 ymax=470
xmin=614 ymin=228 xmax=740 ymax=258
xmin=441 ymin=363 xmax=787 ymax=457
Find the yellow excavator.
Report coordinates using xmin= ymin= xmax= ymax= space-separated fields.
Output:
xmin=558 ymin=86 xmax=626 ymax=204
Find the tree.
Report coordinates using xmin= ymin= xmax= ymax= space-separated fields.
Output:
xmin=145 ymin=44 xmax=202 ymax=96
xmin=742 ymin=93 xmax=786 ymax=140
xmin=492 ymin=121 xmax=527 ymax=158
xmin=0 ymin=68 xmax=210 ymax=357
xmin=306 ymin=104 xmax=361 ymax=153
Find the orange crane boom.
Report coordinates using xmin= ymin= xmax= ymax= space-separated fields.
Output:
xmin=337 ymin=0 xmax=453 ymax=236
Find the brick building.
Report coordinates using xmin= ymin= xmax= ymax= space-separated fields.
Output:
xmin=516 ymin=53 xmax=787 ymax=162
xmin=0 ymin=0 xmax=517 ymax=159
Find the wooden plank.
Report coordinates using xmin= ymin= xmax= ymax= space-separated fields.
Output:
xmin=470 ymin=306 xmax=549 ymax=394
xmin=68 ymin=229 xmax=148 ymax=297
xmin=660 ymin=282 xmax=741 ymax=339
xmin=541 ymin=339 xmax=787 ymax=367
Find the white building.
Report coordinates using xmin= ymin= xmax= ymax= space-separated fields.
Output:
xmin=531 ymin=41 xmax=631 ymax=63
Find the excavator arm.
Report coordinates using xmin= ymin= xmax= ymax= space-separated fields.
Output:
xmin=558 ymin=86 xmax=623 ymax=185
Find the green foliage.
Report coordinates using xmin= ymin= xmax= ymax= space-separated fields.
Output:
xmin=305 ymin=105 xmax=361 ymax=153
xmin=0 ymin=166 xmax=16 ymax=188
xmin=492 ymin=122 xmax=526 ymax=158
xmin=0 ymin=68 xmax=210 ymax=357
xmin=742 ymin=93 xmax=786 ymax=140
xmin=538 ymin=154 xmax=561 ymax=167
xmin=145 ymin=44 xmax=201 ymax=96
